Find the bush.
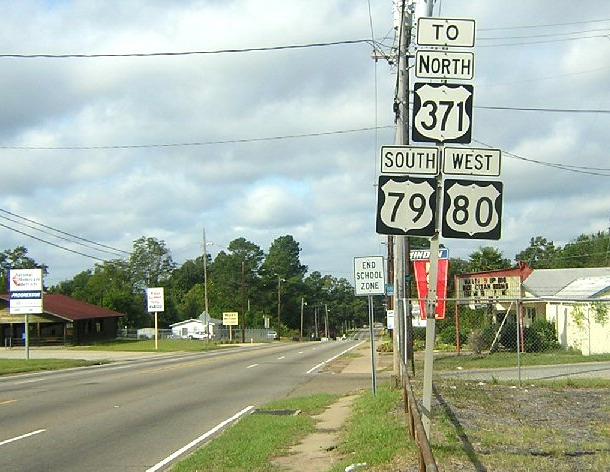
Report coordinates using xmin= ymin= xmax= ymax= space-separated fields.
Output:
xmin=412 ymin=327 xmax=426 ymax=341
xmin=525 ymin=319 xmax=560 ymax=352
xmin=438 ymin=325 xmax=467 ymax=346
xmin=467 ymin=329 xmax=486 ymax=354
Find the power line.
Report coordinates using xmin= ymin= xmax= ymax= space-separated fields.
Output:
xmin=0 ymin=208 xmax=131 ymax=255
xmin=0 ymin=213 xmax=126 ymax=258
xmin=0 ymin=125 xmax=395 ymax=150
xmin=476 ymin=105 xmax=610 ymax=114
xmin=0 ymin=39 xmax=373 ymax=59
xmin=478 ymin=27 xmax=610 ymax=41
xmin=479 ymin=17 xmax=610 ymax=31
xmin=476 ymin=33 xmax=609 ymax=48
xmin=0 ymin=222 xmax=107 ymax=262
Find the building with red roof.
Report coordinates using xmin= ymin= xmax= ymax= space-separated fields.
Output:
xmin=0 ymin=294 xmax=124 ymax=345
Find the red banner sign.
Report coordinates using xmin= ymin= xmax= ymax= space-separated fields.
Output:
xmin=413 ymin=259 xmax=449 ymax=320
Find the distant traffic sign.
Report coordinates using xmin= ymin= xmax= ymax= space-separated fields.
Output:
xmin=417 ymin=17 xmax=476 ymax=47
xmin=442 ymin=179 xmax=503 ymax=240
xmin=354 ymin=256 xmax=386 ymax=296
xmin=412 ymin=83 xmax=473 ymax=144
xmin=415 ymin=50 xmax=474 ymax=80
xmin=380 ymin=145 xmax=439 ymax=175
xmin=376 ymin=175 xmax=436 ymax=236
xmin=443 ymin=147 xmax=501 ymax=176
xmin=223 ymin=312 xmax=239 ymax=326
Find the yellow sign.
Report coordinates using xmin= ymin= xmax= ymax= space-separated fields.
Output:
xmin=222 ymin=312 xmax=239 ymax=326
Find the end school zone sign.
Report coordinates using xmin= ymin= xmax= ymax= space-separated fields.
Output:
xmin=353 ymin=256 xmax=386 ymax=296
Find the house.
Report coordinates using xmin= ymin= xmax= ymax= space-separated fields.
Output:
xmin=0 ymin=293 xmax=124 ymax=345
xmin=455 ymin=265 xmax=610 ymax=355
xmin=170 ymin=312 xmax=223 ymax=339
xmin=522 ymin=268 xmax=610 ymax=355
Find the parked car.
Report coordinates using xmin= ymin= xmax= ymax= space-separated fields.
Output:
xmin=267 ymin=330 xmax=278 ymax=340
xmin=189 ymin=331 xmax=210 ymax=340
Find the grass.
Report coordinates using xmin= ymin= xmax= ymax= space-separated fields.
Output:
xmin=423 ymin=350 xmax=610 ymax=371
xmin=71 ymin=339 xmax=230 ymax=352
xmin=329 ymin=386 xmax=416 ymax=472
xmin=172 ymin=394 xmax=338 ymax=472
xmin=0 ymin=359 xmax=106 ymax=376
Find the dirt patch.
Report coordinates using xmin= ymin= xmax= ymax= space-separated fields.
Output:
xmin=271 ymin=395 xmax=358 ymax=472
xmin=403 ymin=379 xmax=610 ymax=471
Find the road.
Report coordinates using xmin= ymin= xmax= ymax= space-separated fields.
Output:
xmin=440 ymin=360 xmax=610 ymax=382
xmin=0 ymin=340 xmax=362 ymax=472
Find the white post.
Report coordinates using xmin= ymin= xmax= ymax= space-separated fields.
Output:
xmin=368 ymin=295 xmax=377 ymax=395
xmin=203 ymin=228 xmax=210 ymax=342
xmin=154 ymin=311 xmax=158 ymax=351
xmin=25 ymin=313 xmax=30 ymax=360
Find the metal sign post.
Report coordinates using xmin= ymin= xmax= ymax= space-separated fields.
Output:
xmin=368 ymin=295 xmax=377 ymax=395
xmin=354 ymin=256 xmax=385 ymax=396
xmin=146 ymin=287 xmax=165 ymax=351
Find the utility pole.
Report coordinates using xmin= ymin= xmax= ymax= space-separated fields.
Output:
xmin=203 ymin=228 xmax=210 ymax=342
xmin=324 ymin=304 xmax=329 ymax=338
xmin=241 ymin=261 xmax=246 ymax=343
xmin=300 ymin=297 xmax=306 ymax=341
xmin=277 ymin=276 xmax=282 ymax=340
xmin=392 ymin=0 xmax=412 ymax=379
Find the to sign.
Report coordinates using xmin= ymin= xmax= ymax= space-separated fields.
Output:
xmin=376 ymin=176 xmax=436 ymax=236
xmin=380 ymin=145 xmax=438 ymax=175
xmin=443 ymin=147 xmax=501 ymax=176
xmin=412 ymin=83 xmax=473 ymax=144
xmin=417 ymin=17 xmax=476 ymax=47
xmin=354 ymin=256 xmax=386 ymax=296
xmin=146 ymin=287 xmax=165 ymax=312
xmin=415 ymin=50 xmax=474 ymax=80
xmin=223 ymin=312 xmax=239 ymax=326
xmin=442 ymin=179 xmax=503 ymax=240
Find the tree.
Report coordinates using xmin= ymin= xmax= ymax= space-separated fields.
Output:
xmin=515 ymin=236 xmax=558 ymax=268
xmin=468 ymin=246 xmax=511 ymax=273
xmin=556 ymin=231 xmax=609 ymax=268
xmin=129 ymin=237 xmax=176 ymax=290
xmin=0 ymin=246 xmax=48 ymax=290
xmin=261 ymin=235 xmax=307 ymax=280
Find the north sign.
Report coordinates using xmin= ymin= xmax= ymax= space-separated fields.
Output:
xmin=380 ymin=145 xmax=439 ymax=175
xmin=415 ymin=50 xmax=474 ymax=80
xmin=376 ymin=175 xmax=436 ymax=236
xmin=442 ymin=179 xmax=503 ymax=240
xmin=443 ymin=147 xmax=501 ymax=176
xmin=412 ymin=83 xmax=473 ymax=144
xmin=417 ymin=17 xmax=476 ymax=48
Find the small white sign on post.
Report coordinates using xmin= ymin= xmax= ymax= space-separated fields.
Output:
xmin=354 ymin=256 xmax=386 ymax=296
xmin=386 ymin=310 xmax=395 ymax=330
xmin=146 ymin=287 xmax=165 ymax=313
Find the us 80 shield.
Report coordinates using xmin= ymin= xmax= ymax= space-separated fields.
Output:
xmin=376 ymin=176 xmax=436 ymax=236
xmin=442 ymin=178 xmax=503 ymax=240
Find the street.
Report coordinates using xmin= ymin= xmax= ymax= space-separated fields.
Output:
xmin=0 ymin=341 xmax=361 ymax=472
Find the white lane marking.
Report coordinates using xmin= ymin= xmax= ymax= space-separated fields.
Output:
xmin=0 ymin=429 xmax=46 ymax=447
xmin=298 ymin=351 xmax=304 ymax=354
xmin=277 ymin=356 xmax=285 ymax=360
xmin=146 ymin=405 xmax=255 ymax=472
xmin=306 ymin=341 xmax=365 ymax=374
xmin=0 ymin=400 xmax=17 ymax=406
xmin=13 ymin=378 xmax=45 ymax=385
xmin=246 ymin=364 xmax=259 ymax=369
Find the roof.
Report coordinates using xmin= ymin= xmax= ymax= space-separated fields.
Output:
xmin=554 ymin=276 xmax=610 ymax=300
xmin=0 ymin=293 xmax=124 ymax=321
xmin=523 ymin=267 xmax=610 ymax=298
xmin=170 ymin=319 xmax=201 ymax=327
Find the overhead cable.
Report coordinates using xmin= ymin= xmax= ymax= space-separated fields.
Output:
xmin=479 ymin=17 xmax=610 ymax=31
xmin=0 ymin=222 xmax=107 ymax=262
xmin=0 ymin=208 xmax=131 ymax=255
xmin=0 ymin=39 xmax=372 ymax=59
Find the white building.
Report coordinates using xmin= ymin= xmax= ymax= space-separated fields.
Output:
xmin=170 ymin=312 xmax=222 ymax=339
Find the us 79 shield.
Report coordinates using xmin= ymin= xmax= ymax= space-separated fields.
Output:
xmin=376 ymin=176 xmax=436 ymax=236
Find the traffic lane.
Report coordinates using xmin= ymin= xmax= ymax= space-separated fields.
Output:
xmin=0 ymin=341 xmax=359 ymax=471
xmin=439 ymin=361 xmax=610 ymax=381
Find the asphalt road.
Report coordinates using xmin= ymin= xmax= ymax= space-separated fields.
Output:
xmin=0 ymin=340 xmax=362 ymax=472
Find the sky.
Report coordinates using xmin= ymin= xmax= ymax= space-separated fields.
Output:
xmin=0 ymin=0 xmax=609 ymax=286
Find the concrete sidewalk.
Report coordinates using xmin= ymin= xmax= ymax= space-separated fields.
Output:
xmin=0 ymin=347 xmax=181 ymax=362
